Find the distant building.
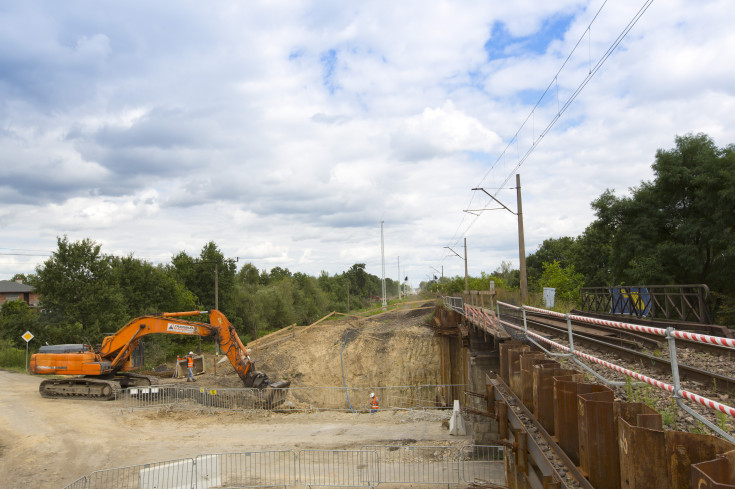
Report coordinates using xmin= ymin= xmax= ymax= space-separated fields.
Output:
xmin=0 ymin=279 xmax=40 ymax=307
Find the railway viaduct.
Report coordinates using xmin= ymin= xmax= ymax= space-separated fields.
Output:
xmin=433 ymin=288 xmax=735 ymax=489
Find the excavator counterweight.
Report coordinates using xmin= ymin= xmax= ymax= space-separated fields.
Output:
xmin=30 ymin=310 xmax=290 ymax=403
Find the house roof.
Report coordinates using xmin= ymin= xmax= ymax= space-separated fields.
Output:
xmin=0 ymin=280 xmax=34 ymax=293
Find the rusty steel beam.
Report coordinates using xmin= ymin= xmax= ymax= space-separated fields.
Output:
xmin=490 ymin=375 xmax=595 ymax=489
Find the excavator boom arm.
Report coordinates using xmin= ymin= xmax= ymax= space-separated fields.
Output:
xmin=94 ymin=310 xmax=256 ymax=386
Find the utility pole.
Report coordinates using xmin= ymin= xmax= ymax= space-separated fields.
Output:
xmin=196 ymin=257 xmax=238 ymax=355
xmin=470 ymin=173 xmax=528 ymax=304
xmin=464 ymin=237 xmax=469 ymax=294
xmin=381 ymin=221 xmax=387 ymax=310
xmin=444 ymin=241 xmax=468 ymax=293
xmin=516 ymin=174 xmax=528 ymax=304
xmin=397 ymin=256 xmax=401 ymax=300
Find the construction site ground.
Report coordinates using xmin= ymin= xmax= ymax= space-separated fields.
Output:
xmin=0 ymin=305 xmax=472 ymax=489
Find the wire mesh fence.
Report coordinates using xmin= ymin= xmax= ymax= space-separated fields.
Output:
xmin=62 ymin=445 xmax=506 ymax=488
xmin=460 ymin=445 xmax=505 ymax=484
xmin=88 ymin=457 xmax=198 ymax=489
xmin=61 ymin=476 xmax=87 ymax=489
xmin=299 ymin=450 xmax=379 ymax=487
xmin=114 ymin=384 xmax=468 ymax=413
xmin=196 ymin=451 xmax=297 ymax=488
xmin=364 ymin=445 xmax=459 ymax=485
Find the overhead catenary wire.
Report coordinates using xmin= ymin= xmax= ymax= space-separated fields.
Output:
xmin=443 ymin=0 xmax=655 ymax=254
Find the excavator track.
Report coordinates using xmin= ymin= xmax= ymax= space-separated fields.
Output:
xmin=39 ymin=378 xmax=122 ymax=401
xmin=39 ymin=374 xmax=159 ymax=401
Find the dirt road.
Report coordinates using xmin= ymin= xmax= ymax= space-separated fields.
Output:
xmin=0 ymin=370 xmax=463 ymax=489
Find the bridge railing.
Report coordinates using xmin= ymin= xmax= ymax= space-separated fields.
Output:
xmin=579 ymin=284 xmax=713 ymax=323
xmin=443 ymin=296 xmax=464 ymax=315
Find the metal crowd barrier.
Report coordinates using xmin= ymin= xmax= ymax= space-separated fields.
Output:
xmin=460 ymin=445 xmax=505 ymax=484
xmin=114 ymin=384 xmax=468 ymax=413
xmin=299 ymin=449 xmax=379 ymax=487
xmin=62 ymin=446 xmax=505 ymax=489
xmin=197 ymin=451 xmax=297 ymax=487
xmin=87 ymin=457 xmax=200 ymax=489
xmin=61 ymin=477 xmax=87 ymax=489
xmin=364 ymin=445 xmax=458 ymax=484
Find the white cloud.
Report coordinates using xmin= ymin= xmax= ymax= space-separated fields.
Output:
xmin=1 ymin=0 xmax=734 ymax=285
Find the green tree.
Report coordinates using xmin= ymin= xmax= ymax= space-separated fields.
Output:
xmin=32 ymin=236 xmax=126 ymax=341
xmin=0 ymin=300 xmax=40 ymax=348
xmin=596 ymin=134 xmax=735 ymax=291
xmin=170 ymin=242 xmax=237 ymax=316
xmin=571 ymin=196 xmax=616 ymax=287
xmin=526 ymin=237 xmax=576 ymax=290
xmin=538 ymin=261 xmax=585 ymax=304
xmin=10 ymin=273 xmax=28 ymax=284
xmin=110 ymin=255 xmax=196 ymax=315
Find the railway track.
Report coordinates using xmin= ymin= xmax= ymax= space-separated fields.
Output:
xmin=505 ymin=311 xmax=735 ymax=397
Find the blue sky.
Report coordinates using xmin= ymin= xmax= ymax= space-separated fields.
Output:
xmin=1 ymin=0 xmax=734 ymax=287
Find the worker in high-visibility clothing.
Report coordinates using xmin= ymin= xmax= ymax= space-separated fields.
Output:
xmin=186 ymin=352 xmax=195 ymax=382
xmin=370 ymin=392 xmax=379 ymax=413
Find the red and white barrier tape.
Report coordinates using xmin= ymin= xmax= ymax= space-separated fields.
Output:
xmin=498 ymin=318 xmax=735 ymax=418
xmin=523 ymin=304 xmax=735 ymax=349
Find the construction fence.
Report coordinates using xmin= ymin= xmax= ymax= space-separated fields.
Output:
xmin=113 ymin=383 xmax=469 ymax=413
xmin=62 ymin=445 xmax=505 ymax=489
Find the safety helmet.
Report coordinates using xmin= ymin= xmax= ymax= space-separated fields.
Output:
xmin=189 ymin=351 xmax=194 ymax=355
xmin=370 ymin=393 xmax=375 ymax=398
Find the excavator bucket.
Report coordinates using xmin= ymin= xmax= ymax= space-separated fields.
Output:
xmin=262 ymin=380 xmax=291 ymax=409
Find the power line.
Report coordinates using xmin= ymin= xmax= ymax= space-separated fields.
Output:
xmin=0 ymin=253 xmax=51 ymax=257
xmin=444 ymin=0 xmax=655 ymax=252
xmin=0 ymin=247 xmax=53 ymax=253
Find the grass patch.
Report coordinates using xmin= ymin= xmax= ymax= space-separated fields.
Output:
xmin=0 ymin=340 xmax=28 ymax=370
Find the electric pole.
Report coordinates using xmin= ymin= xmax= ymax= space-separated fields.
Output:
xmin=470 ymin=173 xmax=528 ymax=304
xmin=381 ymin=221 xmax=387 ymax=310
xmin=516 ymin=174 xmax=528 ymax=304
xmin=397 ymin=256 xmax=401 ymax=300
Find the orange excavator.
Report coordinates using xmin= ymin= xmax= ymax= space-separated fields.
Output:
xmin=30 ymin=310 xmax=289 ymax=401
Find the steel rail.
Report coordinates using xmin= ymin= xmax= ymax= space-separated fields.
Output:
xmin=499 ymin=316 xmax=735 ymax=424
xmin=525 ymin=309 xmax=662 ymax=350
xmin=490 ymin=375 xmax=595 ymax=489
xmin=503 ymin=314 xmax=735 ymax=397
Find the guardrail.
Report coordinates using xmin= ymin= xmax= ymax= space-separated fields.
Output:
xmin=114 ymin=384 xmax=469 ymax=413
xmin=62 ymin=446 xmax=505 ymax=489
xmin=496 ymin=301 xmax=735 ymax=443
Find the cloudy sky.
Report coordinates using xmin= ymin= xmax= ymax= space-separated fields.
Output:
xmin=1 ymin=0 xmax=734 ymax=286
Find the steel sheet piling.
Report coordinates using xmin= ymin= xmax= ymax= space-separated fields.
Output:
xmin=520 ymin=352 xmax=547 ymax=410
xmin=578 ymin=387 xmax=618 ymax=489
xmin=616 ymin=403 xmax=665 ymax=489
xmin=691 ymin=450 xmax=735 ymax=487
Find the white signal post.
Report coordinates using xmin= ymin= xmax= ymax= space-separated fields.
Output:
xmin=22 ymin=330 xmax=34 ymax=373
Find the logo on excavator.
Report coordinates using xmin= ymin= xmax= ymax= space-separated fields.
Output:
xmin=167 ymin=323 xmax=196 ymax=334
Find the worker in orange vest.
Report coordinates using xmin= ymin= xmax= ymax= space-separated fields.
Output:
xmin=370 ymin=392 xmax=379 ymax=413
xmin=186 ymin=352 xmax=195 ymax=382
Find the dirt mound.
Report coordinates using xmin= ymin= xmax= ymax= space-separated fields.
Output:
xmin=182 ymin=308 xmax=441 ymax=389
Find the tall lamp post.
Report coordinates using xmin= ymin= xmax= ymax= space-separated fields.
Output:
xmin=470 ymin=173 xmax=528 ymax=304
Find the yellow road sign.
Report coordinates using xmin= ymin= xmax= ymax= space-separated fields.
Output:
xmin=22 ymin=331 xmax=34 ymax=343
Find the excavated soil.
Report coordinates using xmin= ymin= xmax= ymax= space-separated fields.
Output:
xmin=198 ymin=307 xmax=442 ymax=389
xmin=0 ymin=305 xmax=467 ymax=489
